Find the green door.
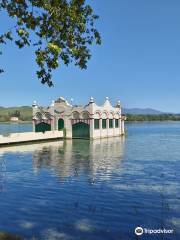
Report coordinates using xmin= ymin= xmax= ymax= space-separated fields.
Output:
xmin=58 ymin=118 xmax=64 ymax=130
xmin=35 ymin=122 xmax=51 ymax=132
xmin=72 ymin=122 xmax=90 ymax=139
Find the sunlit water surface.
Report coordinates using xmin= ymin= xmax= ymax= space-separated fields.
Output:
xmin=0 ymin=122 xmax=179 ymax=240
xmin=0 ymin=123 xmax=32 ymax=135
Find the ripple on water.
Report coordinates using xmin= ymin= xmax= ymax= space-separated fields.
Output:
xmin=0 ymin=122 xmax=179 ymax=240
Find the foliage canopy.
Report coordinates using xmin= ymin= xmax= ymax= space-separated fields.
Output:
xmin=0 ymin=0 xmax=101 ymax=86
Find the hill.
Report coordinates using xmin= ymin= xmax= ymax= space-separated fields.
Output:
xmin=0 ymin=106 xmax=32 ymax=122
xmin=122 ymin=108 xmax=163 ymax=115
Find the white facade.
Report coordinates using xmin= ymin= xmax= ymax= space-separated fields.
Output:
xmin=89 ymin=97 xmax=125 ymax=139
xmin=32 ymin=97 xmax=126 ymax=139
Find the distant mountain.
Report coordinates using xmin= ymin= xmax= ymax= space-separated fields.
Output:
xmin=122 ymin=108 xmax=164 ymax=115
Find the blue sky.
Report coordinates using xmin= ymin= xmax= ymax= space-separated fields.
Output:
xmin=0 ymin=0 xmax=180 ymax=112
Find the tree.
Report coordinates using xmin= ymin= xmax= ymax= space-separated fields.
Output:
xmin=8 ymin=110 xmax=21 ymax=117
xmin=0 ymin=0 xmax=101 ymax=86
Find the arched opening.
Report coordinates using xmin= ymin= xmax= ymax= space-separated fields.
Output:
xmin=72 ymin=122 xmax=90 ymax=139
xmin=35 ymin=122 xmax=51 ymax=133
xmin=58 ymin=118 xmax=64 ymax=130
xmin=72 ymin=111 xmax=80 ymax=119
xmin=81 ymin=111 xmax=90 ymax=119
xmin=44 ymin=112 xmax=51 ymax=120
xmin=35 ymin=112 xmax=42 ymax=120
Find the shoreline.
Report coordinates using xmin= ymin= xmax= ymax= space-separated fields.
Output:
xmin=0 ymin=120 xmax=180 ymax=124
xmin=1 ymin=120 xmax=180 ymax=125
xmin=126 ymin=120 xmax=180 ymax=123
xmin=0 ymin=121 xmax=32 ymax=124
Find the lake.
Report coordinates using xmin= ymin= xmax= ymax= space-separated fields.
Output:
xmin=0 ymin=122 xmax=179 ymax=240
xmin=0 ymin=123 xmax=32 ymax=135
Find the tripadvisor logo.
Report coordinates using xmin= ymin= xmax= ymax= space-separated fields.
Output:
xmin=135 ymin=226 xmax=174 ymax=236
xmin=135 ymin=227 xmax=144 ymax=236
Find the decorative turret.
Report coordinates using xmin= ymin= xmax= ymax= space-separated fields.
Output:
xmin=51 ymin=100 xmax=55 ymax=107
xmin=103 ymin=96 xmax=112 ymax=108
xmin=89 ymin=96 xmax=94 ymax=103
xmin=55 ymin=96 xmax=66 ymax=103
xmin=32 ymin=100 xmax=38 ymax=108
xmin=104 ymin=97 xmax=110 ymax=104
xmin=70 ymin=98 xmax=74 ymax=106
xmin=116 ymin=100 xmax=121 ymax=108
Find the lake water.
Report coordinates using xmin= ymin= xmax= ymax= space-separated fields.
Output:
xmin=0 ymin=122 xmax=179 ymax=240
xmin=0 ymin=123 xmax=32 ymax=135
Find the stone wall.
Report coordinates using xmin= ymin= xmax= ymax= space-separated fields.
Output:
xmin=0 ymin=131 xmax=63 ymax=145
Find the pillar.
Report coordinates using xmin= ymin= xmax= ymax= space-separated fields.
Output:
xmin=50 ymin=100 xmax=55 ymax=131
xmin=65 ymin=118 xmax=72 ymax=139
xmin=113 ymin=118 xmax=115 ymax=136
xmin=121 ymin=119 xmax=125 ymax=135
xmin=119 ymin=118 xmax=122 ymax=135
xmin=90 ymin=118 xmax=94 ymax=139
xmin=51 ymin=117 xmax=55 ymax=131
xmin=107 ymin=118 xmax=109 ymax=137
xmin=32 ymin=101 xmax=38 ymax=132
xmin=100 ymin=118 xmax=102 ymax=138
xmin=32 ymin=120 xmax=35 ymax=132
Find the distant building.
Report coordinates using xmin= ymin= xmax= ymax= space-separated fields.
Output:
xmin=32 ymin=97 xmax=125 ymax=139
xmin=10 ymin=117 xmax=19 ymax=122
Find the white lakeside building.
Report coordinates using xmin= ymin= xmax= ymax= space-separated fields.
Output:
xmin=32 ymin=97 xmax=126 ymax=139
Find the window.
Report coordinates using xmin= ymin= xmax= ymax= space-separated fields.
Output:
xmin=102 ymin=119 xmax=107 ymax=129
xmin=94 ymin=119 xmax=100 ymax=129
xmin=109 ymin=119 xmax=113 ymax=128
xmin=115 ymin=119 xmax=119 ymax=128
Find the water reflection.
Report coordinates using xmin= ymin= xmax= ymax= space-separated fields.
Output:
xmin=32 ymin=138 xmax=125 ymax=181
xmin=0 ymin=137 xmax=125 ymax=183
